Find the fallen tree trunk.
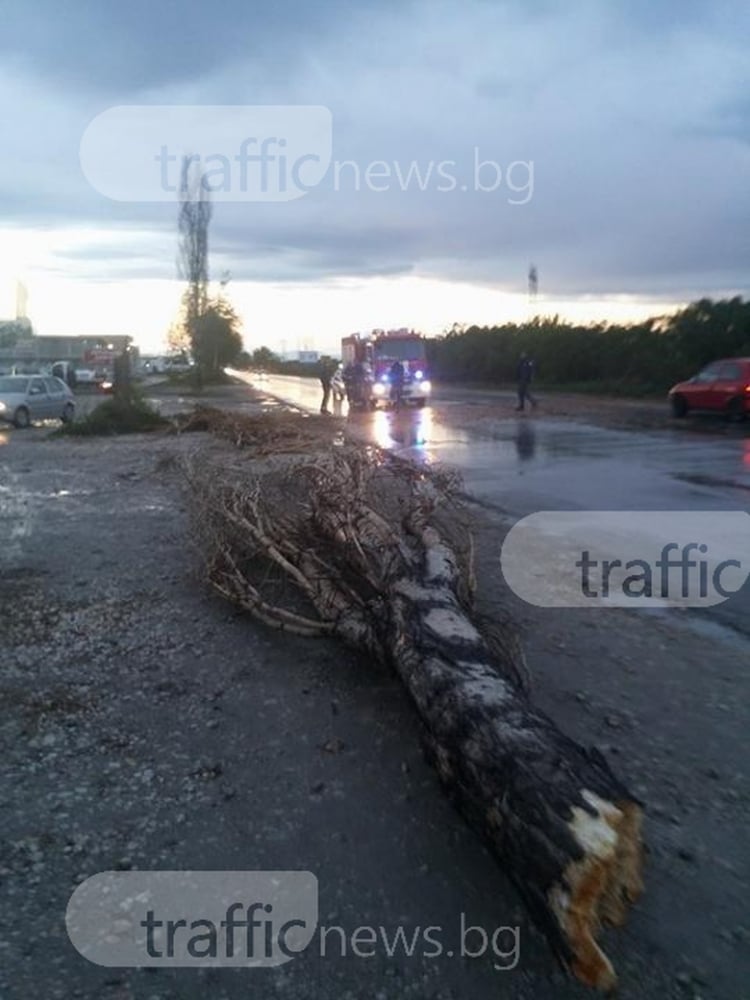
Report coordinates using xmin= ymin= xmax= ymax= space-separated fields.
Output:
xmin=385 ymin=525 xmax=642 ymax=991
xmin=182 ymin=418 xmax=644 ymax=990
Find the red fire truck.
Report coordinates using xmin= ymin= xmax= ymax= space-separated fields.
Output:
xmin=340 ymin=328 xmax=431 ymax=408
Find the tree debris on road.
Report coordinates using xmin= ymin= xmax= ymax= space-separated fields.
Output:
xmin=183 ymin=410 xmax=645 ymax=990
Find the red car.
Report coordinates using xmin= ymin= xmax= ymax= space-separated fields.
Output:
xmin=669 ymin=357 xmax=750 ymax=421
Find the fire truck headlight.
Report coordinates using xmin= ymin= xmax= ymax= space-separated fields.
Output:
xmin=421 ymin=381 xmax=432 ymax=393
xmin=415 ymin=370 xmax=424 ymax=380
xmin=373 ymin=382 xmax=386 ymax=396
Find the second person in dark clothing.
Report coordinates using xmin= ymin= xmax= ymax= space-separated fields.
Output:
xmin=515 ymin=352 xmax=537 ymax=411
xmin=389 ymin=360 xmax=405 ymax=408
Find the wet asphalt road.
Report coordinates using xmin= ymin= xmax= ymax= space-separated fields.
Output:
xmin=237 ymin=373 xmax=750 ymax=642
xmin=2 ymin=382 xmax=749 ymax=999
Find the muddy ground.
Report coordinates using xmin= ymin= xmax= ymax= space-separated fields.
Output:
xmin=0 ymin=392 xmax=748 ymax=1000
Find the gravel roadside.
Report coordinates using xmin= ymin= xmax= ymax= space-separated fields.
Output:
xmin=0 ymin=402 xmax=747 ymax=1000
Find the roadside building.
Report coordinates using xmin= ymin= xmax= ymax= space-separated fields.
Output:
xmin=0 ymin=333 xmax=134 ymax=374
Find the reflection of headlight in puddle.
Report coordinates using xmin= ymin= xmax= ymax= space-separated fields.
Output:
xmin=373 ymin=383 xmax=386 ymax=395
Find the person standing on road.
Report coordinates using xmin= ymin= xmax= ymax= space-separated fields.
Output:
xmin=353 ymin=360 xmax=374 ymax=408
xmin=318 ymin=357 xmax=337 ymax=414
xmin=389 ymin=360 xmax=405 ymax=408
xmin=342 ymin=362 xmax=355 ymax=405
xmin=515 ymin=352 xmax=537 ymax=411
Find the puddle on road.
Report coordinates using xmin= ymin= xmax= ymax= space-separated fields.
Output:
xmin=366 ymin=408 xmax=552 ymax=473
xmin=371 ymin=408 xmax=439 ymax=451
xmin=238 ymin=378 xmax=750 ymax=503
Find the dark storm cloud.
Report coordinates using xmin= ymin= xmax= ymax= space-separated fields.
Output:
xmin=2 ymin=0 xmax=748 ymax=301
xmin=0 ymin=0 xmax=401 ymax=93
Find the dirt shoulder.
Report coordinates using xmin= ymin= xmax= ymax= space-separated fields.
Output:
xmin=450 ymin=388 xmax=749 ymax=436
xmin=524 ymin=392 xmax=671 ymax=430
xmin=0 ymin=416 xmax=747 ymax=1000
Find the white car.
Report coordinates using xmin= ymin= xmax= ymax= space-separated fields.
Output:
xmin=162 ymin=357 xmax=194 ymax=374
xmin=0 ymin=375 xmax=76 ymax=428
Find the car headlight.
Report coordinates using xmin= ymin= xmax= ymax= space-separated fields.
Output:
xmin=373 ymin=383 xmax=386 ymax=396
xmin=0 ymin=402 xmax=5 ymax=412
xmin=421 ymin=381 xmax=432 ymax=393
xmin=415 ymin=370 xmax=423 ymax=380
xmin=380 ymin=374 xmax=389 ymax=383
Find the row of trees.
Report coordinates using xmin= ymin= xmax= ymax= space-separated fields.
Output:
xmin=232 ymin=299 xmax=750 ymax=396
xmin=0 ymin=320 xmax=30 ymax=349
xmin=427 ymin=298 xmax=750 ymax=394
xmin=172 ymin=166 xmax=746 ymax=397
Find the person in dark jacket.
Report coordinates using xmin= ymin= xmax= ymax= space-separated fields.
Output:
xmin=318 ymin=357 xmax=337 ymax=414
xmin=389 ymin=360 xmax=405 ymax=407
xmin=342 ymin=363 xmax=355 ymax=404
xmin=515 ymin=352 xmax=537 ymax=411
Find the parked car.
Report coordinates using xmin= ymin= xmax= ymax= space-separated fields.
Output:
xmin=148 ymin=356 xmax=193 ymax=375
xmin=669 ymin=358 xmax=750 ymax=421
xmin=163 ymin=358 xmax=193 ymax=374
xmin=51 ymin=360 xmax=78 ymax=388
xmin=0 ymin=375 xmax=76 ymax=428
xmin=74 ymin=368 xmax=100 ymax=384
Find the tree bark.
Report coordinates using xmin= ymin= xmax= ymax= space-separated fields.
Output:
xmin=378 ymin=525 xmax=643 ymax=991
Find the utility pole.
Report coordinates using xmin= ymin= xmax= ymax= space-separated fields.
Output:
xmin=528 ymin=263 xmax=538 ymax=314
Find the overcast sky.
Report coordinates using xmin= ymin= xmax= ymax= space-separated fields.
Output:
xmin=1 ymin=0 xmax=748 ymax=347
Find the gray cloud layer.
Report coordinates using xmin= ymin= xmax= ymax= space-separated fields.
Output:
xmin=2 ymin=0 xmax=748 ymax=300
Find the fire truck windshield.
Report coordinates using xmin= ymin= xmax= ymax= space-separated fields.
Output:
xmin=373 ymin=339 xmax=426 ymax=362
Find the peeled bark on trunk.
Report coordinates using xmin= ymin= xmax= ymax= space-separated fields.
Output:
xmin=384 ymin=526 xmax=643 ymax=991
xmin=183 ymin=431 xmax=644 ymax=990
